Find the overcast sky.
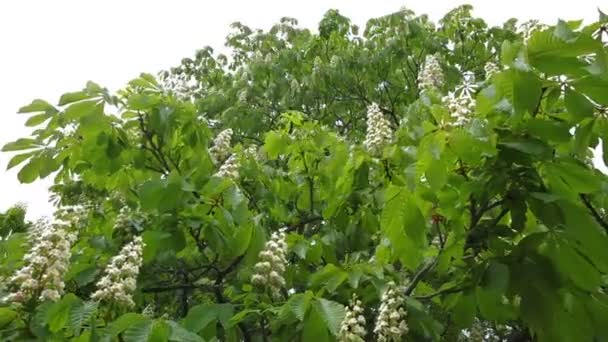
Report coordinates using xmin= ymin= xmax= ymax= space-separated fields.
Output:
xmin=0 ymin=0 xmax=604 ymax=219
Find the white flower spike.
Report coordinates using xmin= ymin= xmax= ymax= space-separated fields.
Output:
xmin=374 ymin=281 xmax=409 ymax=342
xmin=251 ymin=231 xmax=288 ymax=299
xmin=91 ymin=236 xmax=144 ymax=308
xmin=363 ymin=103 xmax=393 ymax=156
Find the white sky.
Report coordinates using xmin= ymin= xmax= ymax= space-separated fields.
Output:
xmin=0 ymin=0 xmax=605 ymax=220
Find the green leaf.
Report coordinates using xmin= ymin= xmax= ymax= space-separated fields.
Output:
xmin=69 ymin=301 xmax=98 ymax=333
xmin=476 ymin=262 xmax=512 ymax=321
xmin=139 ymin=180 xmax=165 ymax=210
xmin=58 ymin=91 xmax=92 ymax=106
xmin=6 ymin=152 xmax=34 ymax=170
xmin=123 ymin=319 xmax=154 ymax=342
xmin=18 ymin=99 xmax=56 ymax=113
xmin=2 ymin=138 xmax=38 ymax=152
xmin=263 ymin=131 xmax=289 ymax=159
xmin=541 ymin=159 xmax=601 ymax=195
xmin=0 ymin=308 xmax=17 ymax=328
xmin=545 ymin=236 xmax=601 ymax=291
xmin=287 ymin=292 xmax=314 ymax=321
xmin=450 ymin=292 xmax=476 ymax=328
xmin=64 ymin=100 xmax=102 ymax=120
xmin=565 ymin=88 xmax=594 ymax=122
xmin=491 ymin=69 xmax=542 ymax=117
xmin=310 ymin=264 xmax=348 ymax=292
xmin=167 ymin=321 xmax=205 ymax=342
xmin=101 ymin=313 xmax=147 ymax=342
xmin=17 ymin=157 xmax=40 ymax=183
xmin=25 ymin=113 xmax=52 ymax=127
xmin=303 ymin=304 xmax=330 ymax=342
xmin=498 ymin=135 xmax=552 ymax=157
xmin=574 ymin=76 xmax=608 ymax=106
xmin=528 ymin=26 xmax=600 ymax=60
xmin=47 ymin=294 xmax=82 ymax=333
xmin=149 ymin=320 xmax=171 ymax=342
xmin=526 ymin=118 xmax=571 ymax=142
xmin=381 ymin=185 xmax=427 ymax=270
xmin=182 ymin=304 xmax=217 ymax=333
xmin=573 ymin=118 xmax=595 ymax=156
xmin=313 ymin=298 xmax=345 ymax=336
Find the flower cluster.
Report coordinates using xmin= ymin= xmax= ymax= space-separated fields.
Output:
xmin=338 ymin=294 xmax=367 ymax=342
xmin=91 ymin=236 xmax=144 ymax=308
xmin=142 ymin=303 xmax=156 ymax=318
xmin=469 ymin=318 xmax=484 ymax=342
xmin=443 ymin=92 xmax=476 ymax=126
xmin=209 ymin=128 xmax=233 ymax=163
xmin=114 ymin=206 xmax=131 ymax=231
xmin=158 ymin=69 xmax=201 ymax=101
xmin=363 ymin=103 xmax=393 ymax=156
xmin=519 ymin=20 xmax=547 ymax=43
xmin=244 ymin=145 xmax=259 ymax=160
xmin=5 ymin=219 xmax=75 ymax=303
xmin=374 ymin=281 xmax=409 ymax=342
xmin=113 ymin=207 xmax=147 ymax=234
xmin=484 ymin=62 xmax=500 ymax=79
xmin=215 ymin=154 xmax=240 ymax=179
xmin=251 ymin=231 xmax=288 ymax=298
xmin=417 ymin=54 xmax=444 ymax=92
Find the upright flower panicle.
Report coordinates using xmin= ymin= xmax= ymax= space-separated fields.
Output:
xmin=363 ymin=103 xmax=393 ymax=156
xmin=519 ymin=20 xmax=547 ymax=43
xmin=374 ymin=281 xmax=409 ymax=342
xmin=5 ymin=219 xmax=76 ymax=303
xmin=251 ymin=231 xmax=288 ymax=298
xmin=443 ymin=92 xmax=476 ymax=126
xmin=442 ymin=72 xmax=478 ymax=127
xmin=209 ymin=128 xmax=233 ymax=163
xmin=338 ymin=294 xmax=367 ymax=342
xmin=91 ymin=236 xmax=144 ymax=308
xmin=484 ymin=61 xmax=500 ymax=79
xmin=215 ymin=154 xmax=240 ymax=179
xmin=417 ymin=54 xmax=444 ymax=92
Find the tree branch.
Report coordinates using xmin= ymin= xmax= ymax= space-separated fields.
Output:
xmin=580 ymin=194 xmax=608 ymax=234
xmin=414 ymin=285 xmax=467 ymax=300
xmin=404 ymin=258 xmax=439 ymax=296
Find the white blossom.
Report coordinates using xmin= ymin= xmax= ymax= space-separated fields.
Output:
xmin=215 ymin=154 xmax=240 ymax=179
xmin=417 ymin=54 xmax=444 ymax=92
xmin=374 ymin=282 xmax=409 ymax=342
xmin=91 ymin=236 xmax=144 ymax=308
xmin=484 ymin=62 xmax=500 ymax=79
xmin=338 ymin=294 xmax=367 ymax=342
xmin=243 ymin=145 xmax=265 ymax=164
xmin=113 ymin=207 xmax=147 ymax=233
xmin=442 ymin=72 xmax=478 ymax=127
xmin=519 ymin=20 xmax=547 ymax=43
xmin=4 ymin=219 xmax=75 ymax=303
xmin=142 ymin=303 xmax=155 ymax=318
xmin=442 ymin=92 xmax=476 ymax=126
xmin=251 ymin=231 xmax=288 ymax=298
xmin=209 ymin=128 xmax=233 ymax=164
xmin=330 ymin=55 xmax=341 ymax=68
xmin=363 ymin=103 xmax=393 ymax=156
xmin=458 ymin=71 xmax=478 ymax=98
xmin=469 ymin=318 xmax=484 ymax=342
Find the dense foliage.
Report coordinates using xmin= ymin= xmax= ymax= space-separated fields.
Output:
xmin=2 ymin=5 xmax=608 ymax=341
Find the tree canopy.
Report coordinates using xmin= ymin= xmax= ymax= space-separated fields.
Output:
xmin=2 ymin=5 xmax=608 ymax=342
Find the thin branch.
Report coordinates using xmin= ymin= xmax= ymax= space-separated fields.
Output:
xmin=300 ymin=151 xmax=315 ymax=215
xmin=141 ymin=283 xmax=216 ymax=293
xmin=580 ymin=194 xmax=608 ymax=234
xmin=414 ymin=285 xmax=467 ymax=300
xmin=283 ymin=215 xmax=324 ymax=234
xmin=404 ymin=258 xmax=439 ymax=296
